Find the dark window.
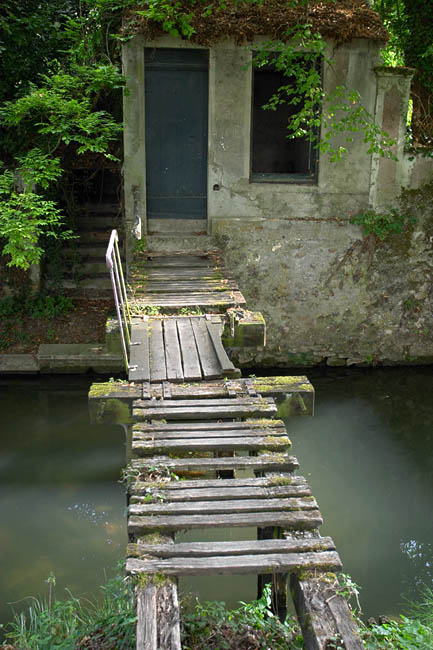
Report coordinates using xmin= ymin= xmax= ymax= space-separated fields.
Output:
xmin=251 ymin=61 xmax=318 ymax=183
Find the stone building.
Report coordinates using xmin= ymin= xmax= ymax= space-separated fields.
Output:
xmin=122 ymin=1 xmax=433 ymax=367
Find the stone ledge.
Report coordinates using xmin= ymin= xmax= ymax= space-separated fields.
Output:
xmin=0 ymin=345 xmax=124 ymax=375
xmin=0 ymin=354 xmax=39 ymax=374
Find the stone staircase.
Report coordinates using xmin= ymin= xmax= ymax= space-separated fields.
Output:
xmin=49 ymin=168 xmax=124 ymax=294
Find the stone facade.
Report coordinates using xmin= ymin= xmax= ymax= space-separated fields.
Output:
xmin=122 ymin=35 xmax=433 ymax=367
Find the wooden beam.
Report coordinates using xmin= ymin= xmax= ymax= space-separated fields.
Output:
xmin=136 ymin=581 xmax=181 ymax=650
xmin=128 ymin=509 xmax=323 ymax=534
xmin=291 ymin=573 xmax=364 ymax=650
xmin=127 ymin=551 xmax=341 ymax=576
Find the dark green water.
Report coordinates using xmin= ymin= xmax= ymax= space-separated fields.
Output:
xmin=286 ymin=367 xmax=433 ymax=618
xmin=0 ymin=376 xmax=127 ymax=636
xmin=1 ymin=368 xmax=433 ymax=633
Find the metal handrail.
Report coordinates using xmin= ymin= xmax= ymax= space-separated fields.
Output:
xmin=106 ymin=230 xmax=132 ymax=372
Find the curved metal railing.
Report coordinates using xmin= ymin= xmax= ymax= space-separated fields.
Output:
xmin=106 ymin=230 xmax=132 ymax=372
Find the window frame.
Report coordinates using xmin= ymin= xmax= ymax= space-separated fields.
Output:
xmin=249 ymin=54 xmax=321 ymax=185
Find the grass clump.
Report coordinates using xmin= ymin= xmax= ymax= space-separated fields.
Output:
xmin=0 ymin=571 xmax=136 ymax=650
xmin=181 ymin=583 xmax=303 ymax=650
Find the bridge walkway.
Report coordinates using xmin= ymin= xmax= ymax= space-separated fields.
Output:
xmin=91 ymin=237 xmax=364 ymax=650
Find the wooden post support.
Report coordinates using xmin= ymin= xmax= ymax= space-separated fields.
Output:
xmin=290 ymin=572 xmax=364 ymax=650
xmin=136 ymin=580 xmax=181 ymax=650
xmin=257 ymin=525 xmax=288 ymax=620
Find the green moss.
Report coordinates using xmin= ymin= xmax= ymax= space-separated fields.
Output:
xmin=136 ymin=533 xmax=169 ymax=546
xmin=254 ymin=376 xmax=309 ymax=386
xmin=135 ymin=572 xmax=172 ymax=589
xmin=267 ymin=475 xmax=292 ymax=486
xmin=264 ymin=435 xmax=291 ymax=447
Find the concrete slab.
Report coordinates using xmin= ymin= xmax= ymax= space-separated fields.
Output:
xmin=38 ymin=344 xmax=124 ymax=374
xmin=0 ymin=354 xmax=39 ymax=374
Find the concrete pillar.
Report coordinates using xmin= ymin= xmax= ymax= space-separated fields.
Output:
xmin=122 ymin=36 xmax=147 ymax=267
xmin=369 ymin=66 xmax=415 ymax=211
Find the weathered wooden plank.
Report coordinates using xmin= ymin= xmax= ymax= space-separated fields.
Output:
xmin=141 ymin=281 xmax=238 ymax=291
xmin=149 ymin=319 xmax=167 ymax=382
xmin=132 ymin=435 xmax=290 ymax=454
xmin=130 ymin=269 xmax=228 ymax=280
xmin=127 ymin=551 xmax=341 ymax=577
xmin=130 ymin=483 xmax=311 ymax=503
xmin=191 ymin=317 xmax=223 ymax=379
xmin=176 ymin=318 xmax=202 ymax=381
xmin=130 ymin=474 xmax=308 ymax=494
xmin=133 ymin=419 xmax=286 ymax=432
xmin=130 ymin=454 xmax=298 ymax=473
xmin=128 ymin=536 xmax=336 ymax=559
xmin=133 ymin=403 xmax=278 ymax=421
xmin=128 ymin=509 xmax=323 ymax=534
xmin=291 ymin=574 xmax=364 ymax=650
xmin=144 ymin=257 xmax=215 ymax=268
xmin=133 ymin=427 xmax=287 ymax=441
xmin=206 ymin=320 xmax=237 ymax=374
xmin=129 ymin=320 xmax=150 ymax=382
xmin=133 ymin=397 xmax=275 ymax=408
xmin=136 ymin=581 xmax=181 ymax=650
xmin=163 ymin=319 xmax=183 ymax=382
xmin=131 ymin=294 xmax=243 ymax=307
xmin=129 ymin=496 xmax=318 ymax=516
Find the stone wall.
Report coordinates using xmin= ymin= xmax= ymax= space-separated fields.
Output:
xmin=213 ymin=182 xmax=433 ymax=367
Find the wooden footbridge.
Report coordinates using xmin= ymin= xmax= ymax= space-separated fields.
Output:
xmin=89 ymin=232 xmax=364 ymax=650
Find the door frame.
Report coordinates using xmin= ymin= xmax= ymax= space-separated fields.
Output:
xmin=122 ymin=37 xmax=211 ymax=248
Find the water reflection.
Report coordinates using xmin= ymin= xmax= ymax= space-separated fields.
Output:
xmin=287 ymin=367 xmax=433 ymax=618
xmin=0 ymin=376 xmax=126 ymax=636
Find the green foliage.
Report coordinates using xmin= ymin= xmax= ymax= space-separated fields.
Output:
xmin=362 ymin=616 xmax=433 ymax=650
xmin=0 ymin=0 xmax=79 ymax=104
xmin=372 ymin=0 xmax=433 ymax=146
xmin=0 ymin=63 xmax=124 ymax=159
xmin=253 ymin=23 xmax=397 ymax=162
xmin=350 ymin=207 xmax=416 ymax=241
xmin=0 ymin=155 xmax=74 ymax=270
xmin=2 ymin=571 xmax=136 ymax=650
xmin=182 ymin=583 xmax=303 ymax=649
xmin=0 ymin=292 xmax=73 ymax=320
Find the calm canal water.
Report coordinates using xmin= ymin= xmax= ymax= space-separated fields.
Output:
xmin=1 ymin=368 xmax=433 ymax=634
xmin=0 ymin=376 xmax=127 ymax=637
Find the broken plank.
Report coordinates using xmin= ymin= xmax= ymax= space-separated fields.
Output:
xmin=191 ymin=318 xmax=226 ymax=378
xmin=128 ymin=536 xmax=336 ymax=559
xmin=149 ymin=319 xmax=167 ymax=382
xmin=176 ymin=318 xmax=203 ymax=380
xmin=163 ymin=319 xmax=183 ymax=382
xmin=206 ymin=321 xmax=237 ymax=373
xmin=128 ymin=510 xmax=323 ymax=534
xmin=129 ymin=320 xmax=150 ymax=382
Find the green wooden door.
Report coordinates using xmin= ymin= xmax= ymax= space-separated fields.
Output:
xmin=145 ymin=48 xmax=208 ymax=220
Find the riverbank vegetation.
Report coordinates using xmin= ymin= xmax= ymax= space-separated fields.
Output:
xmin=1 ymin=570 xmax=433 ymax=650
